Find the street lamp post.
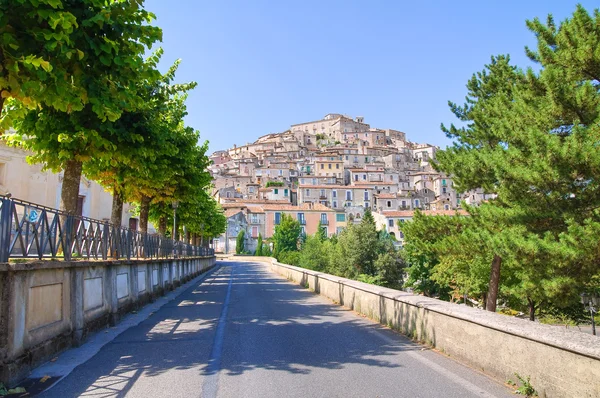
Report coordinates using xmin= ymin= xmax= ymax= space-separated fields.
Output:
xmin=580 ymin=293 xmax=598 ymax=336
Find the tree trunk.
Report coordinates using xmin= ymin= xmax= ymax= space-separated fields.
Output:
xmin=139 ymin=195 xmax=151 ymax=233
xmin=158 ymin=216 xmax=166 ymax=236
xmin=482 ymin=293 xmax=487 ymax=310
xmin=61 ymin=159 xmax=83 ymax=214
xmin=111 ymin=188 xmax=124 ymax=227
xmin=485 ymin=254 xmax=502 ymax=312
xmin=527 ymin=297 xmax=536 ymax=321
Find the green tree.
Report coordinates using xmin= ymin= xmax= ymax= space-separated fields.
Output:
xmin=236 ymin=229 xmax=245 ymax=254
xmin=255 ymin=234 xmax=263 ymax=256
xmin=427 ymin=5 xmax=600 ymax=320
xmin=298 ymin=234 xmax=328 ymax=271
xmin=7 ymin=0 xmax=161 ymax=215
xmin=0 ymin=0 xmax=84 ymax=124
xmin=272 ymin=213 xmax=301 ymax=260
xmin=85 ymin=51 xmax=198 ymax=227
xmin=316 ymin=220 xmax=327 ymax=242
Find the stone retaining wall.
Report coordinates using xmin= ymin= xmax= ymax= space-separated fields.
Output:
xmin=237 ymin=256 xmax=600 ymax=398
xmin=0 ymin=256 xmax=216 ymax=385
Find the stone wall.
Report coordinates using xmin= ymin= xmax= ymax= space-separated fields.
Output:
xmin=0 ymin=256 xmax=216 ymax=385
xmin=238 ymin=257 xmax=600 ymax=398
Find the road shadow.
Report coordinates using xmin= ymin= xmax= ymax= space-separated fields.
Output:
xmin=41 ymin=261 xmax=423 ymax=397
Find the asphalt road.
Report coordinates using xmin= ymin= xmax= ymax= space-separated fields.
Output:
xmin=40 ymin=260 xmax=513 ymax=397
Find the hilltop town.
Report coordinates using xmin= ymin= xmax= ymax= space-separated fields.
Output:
xmin=209 ymin=113 xmax=492 ymax=253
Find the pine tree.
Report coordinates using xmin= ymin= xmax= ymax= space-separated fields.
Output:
xmin=236 ymin=230 xmax=245 ymax=254
xmin=413 ymin=5 xmax=600 ymax=320
xmin=255 ymin=234 xmax=263 ymax=256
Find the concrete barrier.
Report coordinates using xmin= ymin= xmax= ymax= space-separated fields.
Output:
xmin=238 ymin=257 xmax=600 ymax=398
xmin=0 ymin=255 xmax=216 ymax=385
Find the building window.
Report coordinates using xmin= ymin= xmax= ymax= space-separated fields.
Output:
xmin=321 ymin=226 xmax=328 ymax=236
xmin=274 ymin=188 xmax=279 ymax=194
xmin=364 ymin=190 xmax=369 ymax=200
xmin=306 ymin=189 xmax=310 ymax=197
xmin=401 ymin=200 xmax=407 ymax=208
xmin=321 ymin=164 xmax=324 ymax=169
xmin=415 ymin=199 xmax=420 ymax=207
xmin=336 ymin=213 xmax=346 ymax=222
xmin=320 ymin=213 xmax=328 ymax=224
xmin=284 ymin=189 xmax=288 ymax=197
xmin=251 ymin=226 xmax=258 ymax=238
xmin=251 ymin=214 xmax=258 ymax=224
xmin=300 ymin=226 xmax=306 ymax=235
xmin=388 ymin=219 xmax=394 ymax=227
xmin=354 ymin=175 xmax=358 ymax=181
xmin=274 ymin=212 xmax=281 ymax=225
xmin=336 ymin=164 xmax=339 ymax=169
xmin=363 ymin=174 xmax=366 ymax=180
xmin=333 ymin=201 xmax=337 ymax=208
xmin=346 ymin=191 xmax=352 ymax=200
xmin=332 ymin=190 xmax=337 ymax=198
xmin=297 ymin=212 xmax=306 ymax=225
xmin=320 ymin=189 xmax=325 ymax=197
xmin=442 ymin=187 xmax=447 ymax=194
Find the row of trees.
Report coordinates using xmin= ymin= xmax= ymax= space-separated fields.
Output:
xmin=401 ymin=6 xmax=600 ymax=321
xmin=0 ymin=0 xmax=225 ymax=242
xmin=271 ymin=210 xmax=405 ymax=289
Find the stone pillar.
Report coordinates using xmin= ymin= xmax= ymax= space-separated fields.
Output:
xmin=157 ymin=261 xmax=164 ymax=294
xmin=131 ymin=262 xmax=139 ymax=304
xmin=0 ymin=270 xmax=11 ymax=370
xmin=71 ymin=267 xmax=85 ymax=346
xmin=108 ymin=264 xmax=119 ymax=326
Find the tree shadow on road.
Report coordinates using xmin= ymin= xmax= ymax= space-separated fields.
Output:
xmin=41 ymin=262 xmax=423 ymax=397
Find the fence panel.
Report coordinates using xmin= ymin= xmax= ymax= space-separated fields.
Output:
xmin=0 ymin=196 xmax=213 ymax=262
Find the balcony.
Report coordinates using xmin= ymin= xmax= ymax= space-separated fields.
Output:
xmin=298 ymin=218 xmax=306 ymax=225
xmin=320 ymin=219 xmax=329 ymax=225
xmin=319 ymin=195 xmax=327 ymax=199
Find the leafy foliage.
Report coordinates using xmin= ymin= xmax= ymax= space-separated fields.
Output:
xmin=272 ymin=214 xmax=301 ymax=259
xmin=405 ymin=5 xmax=600 ymax=321
xmin=236 ymin=230 xmax=245 ymax=254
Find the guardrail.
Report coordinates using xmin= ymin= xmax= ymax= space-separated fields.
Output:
xmin=0 ymin=195 xmax=213 ymax=262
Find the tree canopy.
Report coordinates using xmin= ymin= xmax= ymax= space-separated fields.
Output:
xmin=404 ymin=5 xmax=600 ymax=321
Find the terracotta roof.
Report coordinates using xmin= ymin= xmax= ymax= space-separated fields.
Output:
xmin=224 ymin=209 xmax=243 ymax=218
xmin=221 ymin=203 xmax=246 ymax=209
xmin=352 ymin=183 xmax=397 ymax=187
xmin=246 ymin=206 xmax=264 ymax=214
xmin=298 ymin=184 xmax=345 ymax=189
xmin=374 ymin=193 xmax=397 ymax=199
xmin=229 ymin=199 xmax=290 ymax=204
xmin=262 ymin=203 xmax=334 ymax=212
xmin=381 ymin=209 xmax=468 ymax=217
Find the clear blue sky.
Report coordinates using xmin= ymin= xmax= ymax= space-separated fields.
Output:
xmin=144 ymin=0 xmax=598 ymax=153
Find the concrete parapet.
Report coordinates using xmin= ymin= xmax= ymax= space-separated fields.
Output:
xmin=239 ymin=257 xmax=600 ymax=398
xmin=0 ymin=256 xmax=216 ymax=386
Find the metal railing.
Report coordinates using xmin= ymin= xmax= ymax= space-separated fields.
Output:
xmin=0 ymin=196 xmax=213 ymax=262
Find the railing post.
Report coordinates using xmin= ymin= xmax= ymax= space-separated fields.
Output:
xmin=0 ymin=198 xmax=13 ymax=263
xmin=102 ymin=222 xmax=109 ymax=260
xmin=126 ymin=229 xmax=132 ymax=260
xmin=64 ymin=215 xmax=74 ymax=261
